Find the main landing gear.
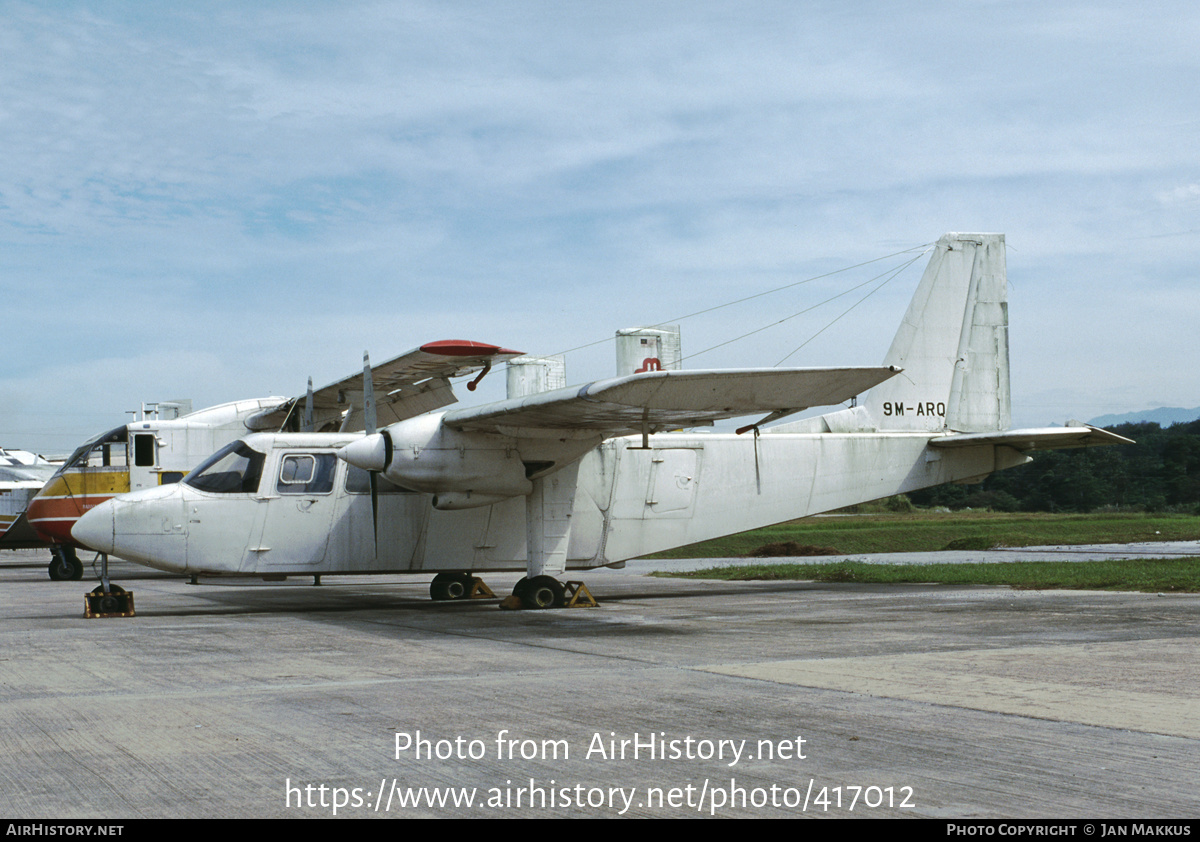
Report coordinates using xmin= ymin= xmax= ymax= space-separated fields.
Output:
xmin=509 ymin=576 xmax=598 ymax=610
xmin=429 ymin=572 xmax=597 ymax=609
xmin=429 ymin=572 xmax=496 ymax=602
xmin=47 ymin=546 xmax=83 ymax=581
xmin=513 ymin=575 xmax=564 ymax=609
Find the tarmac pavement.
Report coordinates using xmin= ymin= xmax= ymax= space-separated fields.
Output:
xmin=1 ymin=547 xmax=1198 ymax=819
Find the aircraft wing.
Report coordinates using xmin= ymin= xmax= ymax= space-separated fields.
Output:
xmin=252 ymin=341 xmax=523 ymax=432
xmin=928 ymin=425 xmax=1135 ymax=451
xmin=442 ymin=367 xmax=900 ymax=436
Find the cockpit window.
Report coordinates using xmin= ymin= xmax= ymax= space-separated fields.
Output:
xmin=184 ymin=441 xmax=266 ymax=494
xmin=59 ymin=426 xmax=129 ymax=473
xmin=277 ymin=453 xmax=336 ymax=495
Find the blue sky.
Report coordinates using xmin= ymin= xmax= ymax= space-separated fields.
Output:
xmin=4 ymin=1 xmax=1199 ymax=454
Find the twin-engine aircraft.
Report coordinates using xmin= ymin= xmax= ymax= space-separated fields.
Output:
xmin=71 ymin=234 xmax=1130 ymax=609
xmin=25 ymin=343 xmax=520 ymax=580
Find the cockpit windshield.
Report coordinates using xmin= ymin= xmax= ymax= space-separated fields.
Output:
xmin=56 ymin=426 xmax=129 ymax=475
xmin=183 ymin=441 xmax=266 ymax=494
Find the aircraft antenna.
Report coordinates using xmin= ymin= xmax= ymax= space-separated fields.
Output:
xmin=541 ymin=242 xmax=934 ymax=362
xmin=675 ymin=247 xmax=929 ymax=367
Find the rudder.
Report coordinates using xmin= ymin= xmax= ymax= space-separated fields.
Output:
xmin=864 ymin=233 xmax=1010 ymax=433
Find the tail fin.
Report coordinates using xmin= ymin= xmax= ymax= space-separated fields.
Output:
xmin=864 ymin=233 xmax=1010 ymax=433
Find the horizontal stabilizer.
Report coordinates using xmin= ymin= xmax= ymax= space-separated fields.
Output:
xmin=444 ymin=367 xmax=899 ymax=436
xmin=928 ymin=425 xmax=1134 ymax=452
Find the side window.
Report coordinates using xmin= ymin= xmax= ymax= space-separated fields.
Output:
xmin=277 ymin=453 xmax=336 ymax=495
xmin=98 ymin=441 xmax=129 ymax=468
xmin=134 ymin=434 xmax=156 ymax=467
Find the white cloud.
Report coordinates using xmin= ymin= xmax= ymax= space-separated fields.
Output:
xmin=3 ymin=1 xmax=1200 ymax=450
xmin=1157 ymin=184 xmax=1200 ymax=204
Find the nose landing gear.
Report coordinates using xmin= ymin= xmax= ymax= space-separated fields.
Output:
xmin=83 ymin=553 xmax=135 ymax=618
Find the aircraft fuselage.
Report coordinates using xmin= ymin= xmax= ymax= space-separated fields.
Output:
xmin=73 ymin=429 xmax=1022 ymax=576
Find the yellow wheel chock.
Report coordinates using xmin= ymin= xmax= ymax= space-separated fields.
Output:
xmin=84 ymin=584 xmax=135 ymax=619
xmin=466 ymin=577 xmax=496 ymax=599
xmin=563 ymin=581 xmax=598 ymax=608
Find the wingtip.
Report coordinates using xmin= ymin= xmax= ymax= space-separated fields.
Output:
xmin=420 ymin=340 xmax=524 ymax=357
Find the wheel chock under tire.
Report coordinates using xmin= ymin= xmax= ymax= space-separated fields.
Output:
xmin=84 ymin=584 xmax=135 ymax=619
xmin=499 ymin=580 xmax=598 ymax=610
xmin=466 ymin=577 xmax=496 ymax=599
xmin=563 ymin=581 xmax=598 ymax=608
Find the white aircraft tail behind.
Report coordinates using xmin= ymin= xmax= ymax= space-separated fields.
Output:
xmin=863 ymin=233 xmax=1011 ymax=433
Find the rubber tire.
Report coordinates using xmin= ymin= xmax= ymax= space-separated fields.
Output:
xmin=87 ymin=584 xmax=129 ymax=615
xmin=430 ymin=572 xmax=472 ymax=601
xmin=48 ymin=549 xmax=83 ymax=582
xmin=519 ymin=575 xmax=564 ymax=610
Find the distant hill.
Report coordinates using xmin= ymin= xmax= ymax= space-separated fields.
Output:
xmin=1089 ymin=406 xmax=1200 ymax=428
xmin=911 ymin=413 xmax=1200 ymax=512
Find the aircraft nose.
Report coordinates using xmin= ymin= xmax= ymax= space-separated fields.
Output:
xmin=26 ymin=491 xmax=82 ymax=545
xmin=338 ymin=433 xmax=387 ymax=472
xmin=72 ymin=499 xmax=116 ymax=554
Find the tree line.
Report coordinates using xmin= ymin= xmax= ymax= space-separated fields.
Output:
xmin=907 ymin=421 xmax=1200 ymax=513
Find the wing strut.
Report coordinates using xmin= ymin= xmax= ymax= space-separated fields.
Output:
xmin=629 ymin=408 xmax=651 ymax=450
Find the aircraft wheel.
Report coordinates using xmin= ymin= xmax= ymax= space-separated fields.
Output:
xmin=430 ymin=572 xmax=472 ymax=601
xmin=85 ymin=583 xmax=133 ymax=617
xmin=48 ymin=547 xmax=83 ymax=581
xmin=511 ymin=577 xmax=532 ymax=603
xmin=519 ymin=575 xmax=564 ymax=610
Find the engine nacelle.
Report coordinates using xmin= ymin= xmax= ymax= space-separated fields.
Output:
xmin=431 ymin=492 xmax=514 ymax=510
xmin=376 ymin=412 xmax=531 ymax=498
xmin=339 ymin=411 xmax=602 ymax=504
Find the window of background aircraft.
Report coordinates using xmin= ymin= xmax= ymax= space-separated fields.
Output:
xmin=99 ymin=442 xmax=129 ymax=468
xmin=63 ymin=427 xmax=129 ymax=470
xmin=133 ymin=434 xmax=156 ymax=467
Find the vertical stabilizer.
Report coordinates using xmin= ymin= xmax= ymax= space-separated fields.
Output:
xmin=864 ymin=233 xmax=1010 ymax=433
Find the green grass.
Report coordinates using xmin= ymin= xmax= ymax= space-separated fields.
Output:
xmin=646 ymin=511 xmax=1200 ymax=558
xmin=654 ymin=558 xmax=1200 ymax=592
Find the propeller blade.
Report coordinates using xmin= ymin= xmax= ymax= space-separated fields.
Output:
xmin=363 ymin=351 xmax=377 ymax=436
xmin=363 ymin=351 xmax=379 ymax=555
xmin=302 ymin=377 xmax=314 ymax=433
xmin=370 ymin=470 xmax=379 ymax=557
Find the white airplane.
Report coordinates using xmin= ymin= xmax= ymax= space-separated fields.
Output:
xmin=27 ymin=342 xmax=519 ymax=580
xmin=0 ymin=449 xmax=61 ymax=551
xmin=72 ymin=233 xmax=1131 ymax=609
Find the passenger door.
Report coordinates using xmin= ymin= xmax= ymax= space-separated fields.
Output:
xmin=255 ymin=451 xmax=338 ymax=569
